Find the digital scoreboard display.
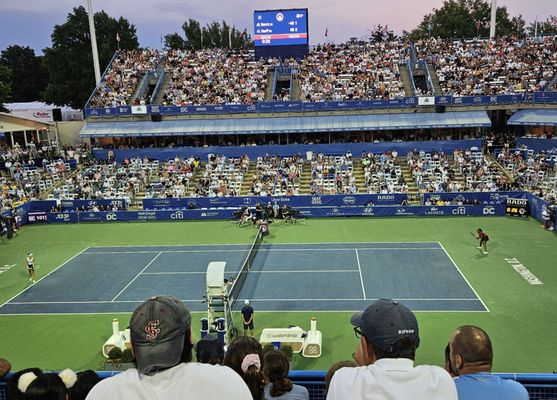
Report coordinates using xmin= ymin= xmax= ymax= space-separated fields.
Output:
xmin=253 ymin=9 xmax=308 ymax=47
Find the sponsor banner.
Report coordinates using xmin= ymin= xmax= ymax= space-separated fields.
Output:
xmin=532 ymin=91 xmax=557 ymax=103
xmin=144 ymin=194 xmax=408 ymax=210
xmin=30 ymin=199 xmax=127 ymax=212
xmin=422 ymin=191 xmax=526 ymax=205
xmin=505 ymin=197 xmax=529 ymax=218
xmin=131 ymin=105 xmax=147 ymax=115
xmin=47 ymin=212 xmax=78 ymax=223
xmin=28 ymin=212 xmax=48 ymax=224
xmin=418 ymin=96 xmax=435 ymax=106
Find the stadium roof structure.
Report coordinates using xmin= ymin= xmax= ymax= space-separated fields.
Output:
xmin=507 ymin=109 xmax=557 ymax=127
xmin=79 ymin=111 xmax=491 ymax=138
xmin=0 ymin=112 xmax=50 ymax=133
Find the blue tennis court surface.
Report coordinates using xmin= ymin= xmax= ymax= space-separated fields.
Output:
xmin=0 ymin=242 xmax=487 ymax=314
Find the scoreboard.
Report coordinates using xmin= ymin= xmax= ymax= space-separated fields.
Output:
xmin=253 ymin=9 xmax=308 ymax=47
xmin=505 ymin=198 xmax=529 ymax=217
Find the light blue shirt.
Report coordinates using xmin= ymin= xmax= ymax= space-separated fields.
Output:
xmin=264 ymin=383 xmax=309 ymax=400
xmin=454 ymin=372 xmax=529 ymax=400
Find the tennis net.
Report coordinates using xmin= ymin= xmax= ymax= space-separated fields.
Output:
xmin=228 ymin=226 xmax=264 ymax=311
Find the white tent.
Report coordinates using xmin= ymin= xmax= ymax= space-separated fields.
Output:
xmin=5 ymin=102 xmax=83 ymax=123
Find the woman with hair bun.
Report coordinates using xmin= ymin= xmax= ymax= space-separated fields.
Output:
xmin=263 ymin=350 xmax=308 ymax=400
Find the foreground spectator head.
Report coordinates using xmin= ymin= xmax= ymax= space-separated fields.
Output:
xmin=327 ymin=299 xmax=457 ymax=400
xmin=263 ymin=350 xmax=309 ymax=399
xmin=195 ymin=334 xmax=225 ymax=365
xmin=6 ymin=368 xmax=43 ymax=400
xmin=18 ymin=369 xmax=77 ymax=400
xmin=324 ymin=360 xmax=358 ymax=395
xmin=130 ymin=295 xmax=193 ymax=374
xmin=0 ymin=358 xmax=11 ymax=378
xmin=85 ymin=295 xmax=252 ymax=400
xmin=449 ymin=325 xmax=529 ymax=400
xmin=66 ymin=370 xmax=101 ymax=400
xmin=223 ymin=336 xmax=266 ymax=400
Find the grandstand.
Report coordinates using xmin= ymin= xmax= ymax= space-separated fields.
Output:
xmin=2 ymin=12 xmax=557 ymax=400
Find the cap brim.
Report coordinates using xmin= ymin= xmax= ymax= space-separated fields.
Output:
xmin=134 ymin=335 xmax=184 ymax=374
xmin=350 ymin=311 xmax=364 ymax=327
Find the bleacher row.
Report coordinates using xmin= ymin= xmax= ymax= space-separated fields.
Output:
xmin=88 ymin=36 xmax=557 ymax=109
xmin=3 ymin=148 xmax=557 ymax=211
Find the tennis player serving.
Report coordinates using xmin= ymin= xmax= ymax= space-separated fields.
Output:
xmin=476 ymin=228 xmax=489 ymax=255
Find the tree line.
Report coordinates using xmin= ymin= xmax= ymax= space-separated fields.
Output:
xmin=0 ymin=1 xmax=555 ymax=111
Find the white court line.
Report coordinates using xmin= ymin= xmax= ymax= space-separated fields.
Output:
xmin=145 ymin=269 xmax=359 ymax=275
xmin=111 ymin=252 xmax=162 ymax=302
xmin=6 ymin=297 xmax=483 ymax=305
xmin=84 ymin=247 xmax=443 ymax=255
xmin=355 ymin=249 xmax=367 ymax=299
xmin=437 ymin=241 xmax=490 ymax=312
xmin=142 ymin=271 xmax=206 ymax=275
xmin=0 ymin=247 xmax=90 ymax=309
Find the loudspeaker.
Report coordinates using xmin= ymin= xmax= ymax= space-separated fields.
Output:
xmin=52 ymin=108 xmax=62 ymax=121
xmin=151 ymin=114 xmax=162 ymax=122
xmin=435 ymin=105 xmax=446 ymax=114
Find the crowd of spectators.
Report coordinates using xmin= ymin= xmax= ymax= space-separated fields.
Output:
xmin=454 ymin=149 xmax=512 ymax=191
xmin=160 ymin=49 xmax=270 ymax=106
xmin=363 ymin=150 xmax=408 ymax=193
xmin=418 ymin=36 xmax=557 ymax=96
xmin=247 ymin=155 xmax=303 ymax=197
xmin=298 ymin=41 xmax=407 ymax=102
xmin=192 ymin=154 xmax=249 ymax=197
xmin=310 ymin=152 xmax=357 ymax=195
xmin=407 ymin=150 xmax=460 ymax=193
xmin=89 ymin=50 xmax=161 ymax=108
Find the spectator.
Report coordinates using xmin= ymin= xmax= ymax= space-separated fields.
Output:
xmin=6 ymin=367 xmax=43 ymax=400
xmin=86 ymin=295 xmax=251 ymax=400
xmin=67 ymin=370 xmax=101 ymax=400
xmin=324 ymin=360 xmax=358 ymax=396
xmin=17 ymin=369 xmax=77 ymax=400
xmin=449 ymin=325 xmax=529 ymax=400
xmin=223 ymin=336 xmax=266 ymax=400
xmin=327 ymin=298 xmax=457 ymax=399
xmin=0 ymin=358 xmax=11 ymax=379
xmin=263 ymin=350 xmax=309 ymax=400
xmin=195 ymin=334 xmax=225 ymax=365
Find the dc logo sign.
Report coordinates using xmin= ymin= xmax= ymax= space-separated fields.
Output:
xmin=483 ymin=207 xmax=495 ymax=215
xmin=106 ymin=213 xmax=118 ymax=221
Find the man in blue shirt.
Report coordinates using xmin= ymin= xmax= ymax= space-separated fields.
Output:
xmin=448 ymin=325 xmax=529 ymax=400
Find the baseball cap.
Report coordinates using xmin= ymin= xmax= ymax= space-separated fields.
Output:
xmin=350 ymin=299 xmax=419 ymax=352
xmin=130 ymin=296 xmax=191 ymax=374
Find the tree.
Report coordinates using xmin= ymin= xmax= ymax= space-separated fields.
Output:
xmin=0 ymin=45 xmax=48 ymax=102
xmin=165 ymin=18 xmax=252 ymax=50
xmin=0 ymin=64 xmax=11 ymax=112
xmin=411 ymin=0 xmax=525 ymax=39
xmin=41 ymin=6 xmax=139 ymax=109
xmin=527 ymin=16 xmax=557 ymax=37
xmin=163 ymin=33 xmax=187 ymax=50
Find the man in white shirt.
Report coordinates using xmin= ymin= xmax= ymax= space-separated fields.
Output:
xmin=327 ymin=299 xmax=457 ymax=400
xmin=86 ymin=296 xmax=252 ymax=400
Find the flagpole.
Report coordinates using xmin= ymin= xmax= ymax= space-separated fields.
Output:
xmin=86 ymin=0 xmax=101 ymax=85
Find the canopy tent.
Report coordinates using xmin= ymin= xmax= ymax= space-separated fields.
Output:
xmin=79 ymin=111 xmax=491 ymax=138
xmin=507 ymin=109 xmax=557 ymax=127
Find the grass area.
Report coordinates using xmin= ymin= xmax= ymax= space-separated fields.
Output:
xmin=0 ymin=216 xmax=556 ymax=373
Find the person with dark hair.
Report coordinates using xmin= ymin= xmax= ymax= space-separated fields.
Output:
xmin=476 ymin=228 xmax=489 ymax=255
xmin=223 ymin=336 xmax=266 ymax=400
xmin=195 ymin=334 xmax=225 ymax=365
xmin=16 ymin=369 xmax=77 ymax=400
xmin=6 ymin=368 xmax=43 ymax=400
xmin=324 ymin=360 xmax=358 ymax=396
xmin=327 ymin=298 xmax=457 ymax=400
xmin=66 ymin=370 xmax=101 ymax=400
xmin=0 ymin=358 xmax=11 ymax=379
xmin=86 ymin=295 xmax=251 ymax=400
xmin=449 ymin=325 xmax=528 ymax=400
xmin=263 ymin=350 xmax=308 ymax=400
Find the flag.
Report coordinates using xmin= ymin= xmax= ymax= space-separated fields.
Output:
xmin=116 ymin=33 xmax=120 ymax=42
xmin=325 ymin=28 xmax=328 ymax=37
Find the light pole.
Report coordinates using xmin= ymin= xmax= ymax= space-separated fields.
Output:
xmin=86 ymin=0 xmax=101 ymax=85
xmin=489 ymin=0 xmax=497 ymax=38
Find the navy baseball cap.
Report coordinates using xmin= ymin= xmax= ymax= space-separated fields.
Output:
xmin=351 ymin=299 xmax=420 ymax=352
xmin=130 ymin=296 xmax=191 ymax=374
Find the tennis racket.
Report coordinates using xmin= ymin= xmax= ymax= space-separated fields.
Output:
xmin=470 ymin=232 xmax=476 ymax=238
xmin=34 ymin=264 xmax=41 ymax=270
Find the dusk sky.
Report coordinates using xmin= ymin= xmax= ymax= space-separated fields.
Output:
xmin=0 ymin=0 xmax=555 ymax=53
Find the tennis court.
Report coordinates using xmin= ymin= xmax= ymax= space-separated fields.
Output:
xmin=0 ymin=239 xmax=486 ymax=315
